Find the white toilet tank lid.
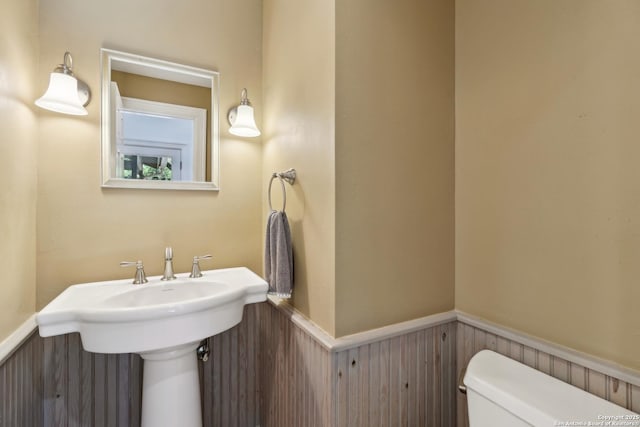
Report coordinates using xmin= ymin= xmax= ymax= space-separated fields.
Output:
xmin=463 ymin=350 xmax=638 ymax=426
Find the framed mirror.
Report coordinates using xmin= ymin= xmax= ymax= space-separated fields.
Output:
xmin=100 ymin=49 xmax=220 ymax=190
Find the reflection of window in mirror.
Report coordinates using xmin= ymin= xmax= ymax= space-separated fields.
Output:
xmin=110 ymin=71 xmax=211 ymax=182
xmin=120 ymin=154 xmax=174 ymax=180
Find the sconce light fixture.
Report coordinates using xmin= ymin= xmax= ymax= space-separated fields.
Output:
xmin=228 ymin=88 xmax=260 ymax=137
xmin=35 ymin=51 xmax=91 ymax=116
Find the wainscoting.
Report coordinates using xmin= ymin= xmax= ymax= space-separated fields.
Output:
xmin=259 ymin=301 xmax=334 ymax=426
xmin=1 ymin=303 xmax=639 ymax=426
xmin=259 ymin=300 xmax=458 ymax=427
xmin=456 ymin=314 xmax=640 ymax=427
xmin=42 ymin=334 xmax=140 ymax=426
xmin=0 ymin=331 xmax=42 ymax=427
xmin=331 ymin=322 xmax=457 ymax=426
xmin=202 ymin=303 xmax=261 ymax=427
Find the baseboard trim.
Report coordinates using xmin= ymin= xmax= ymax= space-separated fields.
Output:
xmin=0 ymin=314 xmax=38 ymax=365
xmin=456 ymin=310 xmax=640 ymax=387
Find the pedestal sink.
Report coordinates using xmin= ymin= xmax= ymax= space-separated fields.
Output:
xmin=36 ymin=267 xmax=267 ymax=427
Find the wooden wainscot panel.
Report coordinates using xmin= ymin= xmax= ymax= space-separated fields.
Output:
xmin=258 ymin=302 xmax=334 ymax=427
xmin=0 ymin=331 xmax=43 ymax=427
xmin=331 ymin=321 xmax=458 ymax=427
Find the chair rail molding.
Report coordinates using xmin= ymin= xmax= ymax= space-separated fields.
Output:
xmin=0 ymin=314 xmax=38 ymax=365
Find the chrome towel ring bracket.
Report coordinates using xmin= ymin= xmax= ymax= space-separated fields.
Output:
xmin=268 ymin=168 xmax=296 ymax=212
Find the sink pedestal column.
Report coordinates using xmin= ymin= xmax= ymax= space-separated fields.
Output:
xmin=140 ymin=342 xmax=202 ymax=427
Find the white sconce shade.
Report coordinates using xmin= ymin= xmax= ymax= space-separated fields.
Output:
xmin=230 ymin=104 xmax=260 ymax=137
xmin=36 ymin=73 xmax=87 ymax=115
xmin=228 ymin=88 xmax=260 ymax=137
xmin=35 ymin=52 xmax=90 ymax=116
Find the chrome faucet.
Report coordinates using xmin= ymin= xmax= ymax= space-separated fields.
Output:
xmin=120 ymin=260 xmax=148 ymax=285
xmin=189 ymin=254 xmax=213 ymax=278
xmin=161 ymin=247 xmax=176 ymax=281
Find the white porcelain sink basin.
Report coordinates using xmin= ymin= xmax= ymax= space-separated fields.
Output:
xmin=37 ymin=267 xmax=267 ymax=354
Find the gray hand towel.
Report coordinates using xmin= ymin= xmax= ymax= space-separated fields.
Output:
xmin=265 ymin=210 xmax=293 ymax=298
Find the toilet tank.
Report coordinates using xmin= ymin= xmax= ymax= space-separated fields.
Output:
xmin=463 ymin=350 xmax=639 ymax=427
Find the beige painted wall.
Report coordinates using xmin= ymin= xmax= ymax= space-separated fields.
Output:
xmin=456 ymin=0 xmax=640 ymax=370
xmin=36 ymin=0 xmax=263 ymax=309
xmin=334 ymin=0 xmax=455 ymax=337
xmin=16 ymin=0 xmax=634 ymax=376
xmin=262 ymin=0 xmax=336 ymax=335
xmin=0 ymin=0 xmax=38 ymax=340
xmin=111 ymin=71 xmax=211 ymax=110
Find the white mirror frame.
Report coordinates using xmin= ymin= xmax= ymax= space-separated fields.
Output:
xmin=100 ymin=48 xmax=220 ymax=191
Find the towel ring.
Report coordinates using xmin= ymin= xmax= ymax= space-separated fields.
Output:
xmin=268 ymin=168 xmax=296 ymax=212
xmin=268 ymin=174 xmax=286 ymax=212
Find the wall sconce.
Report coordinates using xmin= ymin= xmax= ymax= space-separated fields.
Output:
xmin=35 ymin=51 xmax=91 ymax=116
xmin=228 ymin=88 xmax=260 ymax=137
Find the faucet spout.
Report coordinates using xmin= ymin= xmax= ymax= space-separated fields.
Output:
xmin=161 ymin=247 xmax=176 ymax=281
